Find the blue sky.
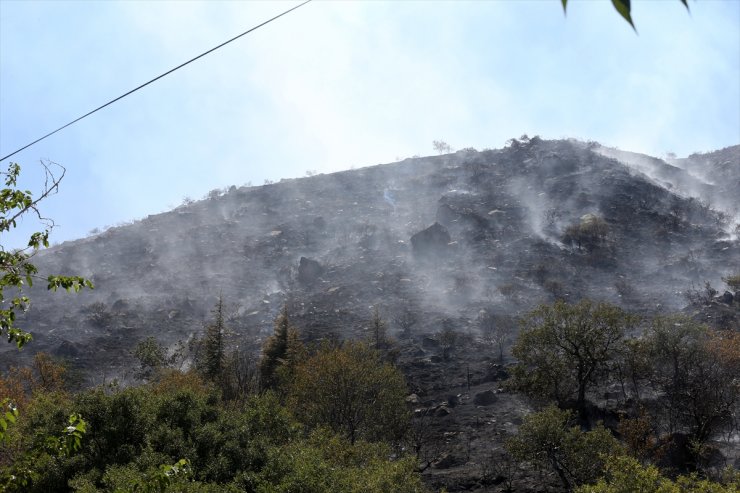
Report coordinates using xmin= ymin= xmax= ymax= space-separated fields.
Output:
xmin=1 ymin=0 xmax=738 ymax=249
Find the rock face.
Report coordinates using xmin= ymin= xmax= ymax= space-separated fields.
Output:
xmin=410 ymin=222 xmax=451 ymax=257
xmin=297 ymin=257 xmax=323 ymax=284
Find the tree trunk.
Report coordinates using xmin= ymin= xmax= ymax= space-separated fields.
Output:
xmin=577 ymin=381 xmax=588 ymax=425
xmin=549 ymin=453 xmax=572 ymax=491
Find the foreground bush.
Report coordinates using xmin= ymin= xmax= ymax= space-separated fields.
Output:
xmin=1 ymin=370 xmax=423 ymax=492
xmin=576 ymin=455 xmax=739 ymax=493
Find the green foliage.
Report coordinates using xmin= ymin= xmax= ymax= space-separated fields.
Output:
xmin=506 ymin=405 xmax=622 ymax=491
xmin=562 ymin=214 xmax=609 ymax=252
xmin=510 ymin=300 xmax=637 ymax=420
xmin=288 ymin=341 xmax=409 ymax=445
xmin=1 ymin=162 xmax=92 ymax=348
xmin=127 ymin=458 xmax=193 ymax=493
xmin=561 ymin=0 xmax=689 ymax=30
xmin=133 ymin=337 xmax=167 ymax=380
xmin=70 ymin=458 xmax=240 ymax=493
xmin=722 ymin=274 xmax=740 ymax=291
xmin=55 ymin=412 xmax=87 ymax=456
xmin=2 ymin=372 xmax=422 ymax=492
xmin=0 ymin=398 xmax=18 ymax=443
xmin=259 ymin=305 xmax=302 ymax=391
xmin=575 ymin=455 xmax=738 ymax=493
xmin=0 ymin=401 xmax=87 ymax=492
xmin=193 ymin=296 xmax=228 ymax=384
xmin=252 ymin=428 xmax=425 ymax=493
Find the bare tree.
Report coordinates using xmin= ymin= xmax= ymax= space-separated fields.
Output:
xmin=371 ymin=305 xmax=388 ymax=349
xmin=478 ymin=311 xmax=514 ymax=363
xmin=438 ymin=322 xmax=458 ymax=361
xmin=394 ymin=308 xmax=418 ymax=339
xmin=432 ymin=140 xmax=452 ymax=154
xmin=222 ymin=346 xmax=260 ymax=402
xmin=408 ymin=413 xmax=445 ymax=472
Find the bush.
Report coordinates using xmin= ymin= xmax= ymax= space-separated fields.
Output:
xmin=575 ymin=455 xmax=738 ymax=493
xmin=722 ymin=274 xmax=740 ymax=291
xmin=563 ymin=214 xmax=609 ymax=252
xmin=252 ymin=428 xmax=425 ymax=493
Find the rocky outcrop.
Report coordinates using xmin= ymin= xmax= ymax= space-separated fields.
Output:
xmin=410 ymin=222 xmax=451 ymax=257
xmin=297 ymin=256 xmax=323 ymax=284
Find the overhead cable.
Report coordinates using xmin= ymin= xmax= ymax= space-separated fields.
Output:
xmin=0 ymin=0 xmax=312 ymax=162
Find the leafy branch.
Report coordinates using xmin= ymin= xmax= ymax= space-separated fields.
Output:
xmin=1 ymin=161 xmax=93 ymax=348
xmin=561 ymin=0 xmax=689 ymax=31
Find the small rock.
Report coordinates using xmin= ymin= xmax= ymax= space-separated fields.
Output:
xmin=406 ymin=394 xmax=420 ymax=405
xmin=435 ymin=405 xmax=451 ymax=417
xmin=422 ymin=336 xmax=440 ymax=349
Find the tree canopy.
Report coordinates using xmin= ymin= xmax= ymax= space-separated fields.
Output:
xmin=511 ymin=300 xmax=637 ymax=421
xmin=288 ymin=341 xmax=409 ymax=445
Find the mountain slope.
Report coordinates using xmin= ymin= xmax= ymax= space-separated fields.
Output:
xmin=5 ymin=137 xmax=739 ymax=379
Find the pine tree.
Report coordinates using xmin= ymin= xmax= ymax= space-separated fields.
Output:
xmin=196 ymin=295 xmax=227 ymax=383
xmin=260 ymin=305 xmax=301 ymax=390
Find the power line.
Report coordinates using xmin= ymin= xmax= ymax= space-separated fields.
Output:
xmin=0 ymin=0 xmax=312 ymax=162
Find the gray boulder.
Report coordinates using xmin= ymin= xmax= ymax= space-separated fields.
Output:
xmin=719 ymin=291 xmax=734 ymax=305
xmin=474 ymin=389 xmax=498 ymax=406
xmin=410 ymin=222 xmax=451 ymax=257
xmin=297 ymin=257 xmax=323 ymax=284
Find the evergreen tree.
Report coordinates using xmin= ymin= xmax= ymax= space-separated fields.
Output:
xmin=259 ymin=305 xmax=301 ymax=390
xmin=196 ymin=295 xmax=227 ymax=384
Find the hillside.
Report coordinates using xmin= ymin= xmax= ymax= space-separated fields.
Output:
xmin=3 ymin=137 xmax=739 ymax=490
xmin=7 ymin=137 xmax=738 ymax=375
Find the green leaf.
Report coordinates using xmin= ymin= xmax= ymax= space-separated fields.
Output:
xmin=561 ymin=0 xmax=568 ymax=13
xmin=611 ymin=0 xmax=636 ymax=30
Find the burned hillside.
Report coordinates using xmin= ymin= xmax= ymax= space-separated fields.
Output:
xmin=6 ymin=137 xmax=738 ymax=380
